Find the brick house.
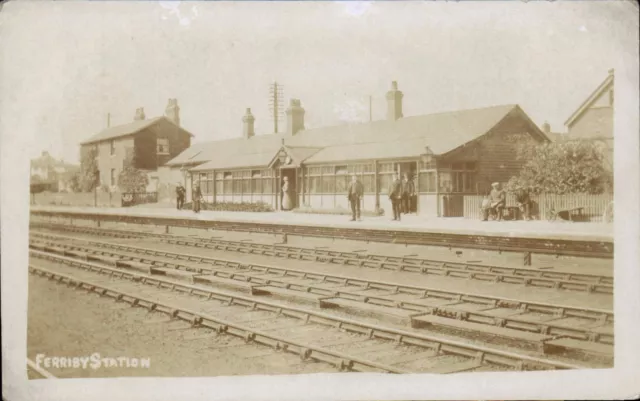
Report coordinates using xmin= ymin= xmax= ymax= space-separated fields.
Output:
xmin=79 ymin=99 xmax=193 ymax=191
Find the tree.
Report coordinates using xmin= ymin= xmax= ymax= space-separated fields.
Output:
xmin=79 ymin=146 xmax=100 ymax=192
xmin=118 ymin=152 xmax=149 ymax=193
xmin=507 ymin=139 xmax=613 ymax=194
xmin=68 ymin=173 xmax=82 ymax=193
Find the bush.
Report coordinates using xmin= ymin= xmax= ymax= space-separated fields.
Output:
xmin=182 ymin=201 xmax=274 ymax=212
xmin=293 ymin=206 xmax=385 ymax=217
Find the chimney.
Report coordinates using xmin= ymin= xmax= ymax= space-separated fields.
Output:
xmin=285 ymin=99 xmax=305 ymax=136
xmin=386 ymin=81 xmax=403 ymax=121
xmin=542 ymin=121 xmax=551 ymax=135
xmin=242 ymin=108 xmax=255 ymax=139
xmin=107 ymin=113 xmax=111 ymax=128
xmin=165 ymin=98 xmax=180 ymax=126
xmin=608 ymin=68 xmax=615 ymax=76
xmin=134 ymin=107 xmax=146 ymax=121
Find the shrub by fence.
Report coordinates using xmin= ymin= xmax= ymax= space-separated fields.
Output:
xmin=121 ymin=192 xmax=158 ymax=207
xmin=463 ymin=193 xmax=613 ymax=222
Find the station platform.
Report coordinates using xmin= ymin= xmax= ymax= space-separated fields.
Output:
xmin=30 ymin=205 xmax=613 ymax=242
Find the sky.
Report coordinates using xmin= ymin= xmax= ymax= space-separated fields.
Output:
xmin=0 ymin=1 xmax=638 ymax=164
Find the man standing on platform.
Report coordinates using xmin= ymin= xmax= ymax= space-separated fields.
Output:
xmin=401 ymin=173 xmax=415 ymax=215
xmin=515 ymin=185 xmax=532 ymax=221
xmin=176 ymin=183 xmax=185 ymax=210
xmin=347 ymin=174 xmax=364 ymax=221
xmin=192 ymin=183 xmax=203 ymax=214
xmin=388 ymin=173 xmax=403 ymax=221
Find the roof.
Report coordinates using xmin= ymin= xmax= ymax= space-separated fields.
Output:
xmin=305 ymin=138 xmax=429 ymax=164
xmin=191 ymin=151 xmax=276 ymax=171
xmin=564 ymin=70 xmax=615 ymax=127
xmin=169 ymin=103 xmax=544 ymax=171
xmin=80 ymin=117 xmax=194 ymax=145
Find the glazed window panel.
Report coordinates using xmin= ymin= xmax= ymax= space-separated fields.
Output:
xmin=336 ymin=174 xmax=349 ymax=193
xmin=379 ymin=163 xmax=394 ymax=173
xmin=419 ymin=171 xmax=436 ymax=193
xmin=362 ymin=175 xmax=374 ymax=193
xmin=321 ymin=175 xmax=334 ymax=193
xmin=215 ymin=180 xmax=223 ymax=195
xmin=262 ymin=178 xmax=273 ymax=194
xmin=310 ymin=176 xmax=321 ymax=194
xmin=379 ymin=174 xmax=392 ymax=193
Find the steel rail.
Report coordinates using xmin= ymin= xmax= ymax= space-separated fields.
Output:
xmin=29 ymin=232 xmax=614 ymax=317
xmin=29 ymin=249 xmax=587 ymax=371
xmin=29 ymin=210 xmax=614 ymax=259
xmin=29 ymin=225 xmax=613 ymax=294
xmin=28 ymin=237 xmax=615 ymax=346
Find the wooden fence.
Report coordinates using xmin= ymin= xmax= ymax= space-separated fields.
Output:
xmin=463 ymin=193 xmax=613 ymax=222
xmin=32 ymin=191 xmax=122 ymax=207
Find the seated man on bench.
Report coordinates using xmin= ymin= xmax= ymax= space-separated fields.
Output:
xmin=482 ymin=182 xmax=506 ymax=221
xmin=514 ymin=185 xmax=532 ymax=221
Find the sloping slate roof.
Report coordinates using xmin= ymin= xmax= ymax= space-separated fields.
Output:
xmin=80 ymin=117 xmax=194 ymax=145
xmin=166 ymin=133 xmax=286 ymax=166
xmin=190 ymin=151 xmax=276 ymax=171
xmin=305 ymin=138 xmax=429 ymax=164
xmin=171 ymin=104 xmax=521 ymax=171
xmin=283 ymin=146 xmax=323 ymax=163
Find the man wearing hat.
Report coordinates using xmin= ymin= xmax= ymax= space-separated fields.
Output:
xmin=482 ymin=182 xmax=506 ymax=221
xmin=175 ymin=183 xmax=186 ymax=210
xmin=192 ymin=182 xmax=203 ymax=214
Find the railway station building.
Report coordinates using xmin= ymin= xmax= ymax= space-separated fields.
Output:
xmin=166 ymin=82 xmax=550 ymax=217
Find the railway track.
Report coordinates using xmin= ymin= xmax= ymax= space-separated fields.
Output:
xmin=30 ymin=223 xmax=613 ymax=294
xmin=29 ymin=209 xmax=614 ymax=259
xmin=29 ymin=233 xmax=614 ymax=358
xmin=29 ymin=249 xmax=591 ymax=373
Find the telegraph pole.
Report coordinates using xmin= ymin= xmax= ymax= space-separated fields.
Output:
xmin=269 ymin=82 xmax=284 ymax=133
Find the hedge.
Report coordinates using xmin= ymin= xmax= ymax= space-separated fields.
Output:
xmin=182 ymin=201 xmax=274 ymax=212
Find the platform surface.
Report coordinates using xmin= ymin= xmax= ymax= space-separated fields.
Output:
xmin=30 ymin=205 xmax=613 ymax=242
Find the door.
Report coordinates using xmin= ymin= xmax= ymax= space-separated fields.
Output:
xmin=280 ymin=168 xmax=297 ymax=210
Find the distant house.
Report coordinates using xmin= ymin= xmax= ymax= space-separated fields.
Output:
xmin=167 ymin=81 xmax=550 ymax=217
xmin=79 ymin=99 xmax=193 ymax=191
xmin=564 ymin=69 xmax=614 ymax=169
xmin=30 ymin=151 xmax=80 ymax=192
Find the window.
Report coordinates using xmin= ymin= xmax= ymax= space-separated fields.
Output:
xmin=251 ymin=170 xmax=262 ymax=193
xmin=110 ymin=169 xmax=116 ymax=186
xmin=215 ymin=172 xmax=223 ymax=195
xmin=157 ymin=138 xmax=169 ymax=155
xmin=223 ymin=172 xmax=232 ymax=194
xmin=110 ymin=140 xmax=115 ymax=156
xmin=418 ymin=171 xmax=436 ymax=192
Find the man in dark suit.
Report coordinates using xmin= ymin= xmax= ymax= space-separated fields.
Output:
xmin=388 ymin=173 xmax=403 ymax=221
xmin=176 ymin=183 xmax=185 ymax=210
xmin=347 ymin=174 xmax=364 ymax=221
xmin=401 ymin=173 xmax=415 ymax=215
xmin=192 ymin=183 xmax=203 ymax=214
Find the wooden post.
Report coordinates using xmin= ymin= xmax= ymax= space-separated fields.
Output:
xmin=435 ymin=168 xmax=441 ymax=217
xmin=374 ymin=160 xmax=380 ymax=211
xmin=415 ymin=161 xmax=420 ymax=215
xmin=300 ymin=166 xmax=305 ymax=207
xmin=212 ymin=170 xmax=216 ymax=204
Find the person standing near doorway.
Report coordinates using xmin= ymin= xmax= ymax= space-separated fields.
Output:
xmin=401 ymin=173 xmax=415 ymax=215
xmin=192 ymin=183 xmax=203 ymax=214
xmin=347 ymin=174 xmax=364 ymax=221
xmin=282 ymin=176 xmax=292 ymax=211
xmin=389 ymin=173 xmax=403 ymax=221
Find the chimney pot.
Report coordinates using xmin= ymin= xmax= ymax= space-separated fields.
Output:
xmin=134 ymin=107 xmax=146 ymax=121
xmin=285 ymin=99 xmax=305 ymax=136
xmin=386 ymin=81 xmax=403 ymax=121
xmin=242 ymin=107 xmax=255 ymax=139
xmin=165 ymin=99 xmax=180 ymax=126
xmin=542 ymin=121 xmax=551 ymax=134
